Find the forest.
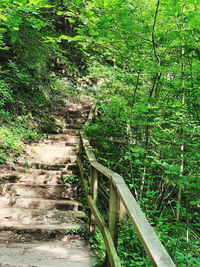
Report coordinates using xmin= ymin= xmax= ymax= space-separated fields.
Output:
xmin=0 ymin=0 xmax=199 ymax=266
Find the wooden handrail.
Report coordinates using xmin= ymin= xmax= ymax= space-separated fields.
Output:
xmin=77 ymin=104 xmax=176 ymax=267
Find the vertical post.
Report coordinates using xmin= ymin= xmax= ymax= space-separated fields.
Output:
xmin=105 ymin=181 xmax=120 ymax=267
xmin=90 ymin=166 xmax=98 ymax=233
xmin=119 ymin=199 xmax=126 ymax=221
xmin=79 ymin=137 xmax=83 ymax=156
xmin=108 ymin=181 xmax=120 ymax=247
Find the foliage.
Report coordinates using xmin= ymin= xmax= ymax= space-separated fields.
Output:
xmin=118 ymin=219 xmax=151 ymax=266
xmin=89 ymin=227 xmax=106 ymax=266
xmin=0 ymin=115 xmax=45 ymax=163
xmin=85 ymin=65 xmax=200 ymax=265
xmin=0 ymin=0 xmax=51 ymax=49
xmin=64 ymin=227 xmax=88 ymax=238
xmin=0 ymin=79 xmax=14 ymax=110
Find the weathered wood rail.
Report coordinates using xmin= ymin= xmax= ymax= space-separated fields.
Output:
xmin=77 ymin=104 xmax=176 ymax=267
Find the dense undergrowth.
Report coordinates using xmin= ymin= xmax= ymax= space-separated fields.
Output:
xmin=0 ymin=53 xmax=74 ymax=163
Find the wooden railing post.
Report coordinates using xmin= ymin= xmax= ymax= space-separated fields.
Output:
xmin=105 ymin=181 xmax=120 ymax=267
xmin=90 ymin=166 xmax=98 ymax=233
xmin=119 ymin=199 xmax=126 ymax=220
xmin=108 ymin=181 xmax=120 ymax=247
xmin=79 ymin=135 xmax=83 ymax=156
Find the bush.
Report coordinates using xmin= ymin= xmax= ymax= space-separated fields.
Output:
xmin=0 ymin=79 xmax=14 ymax=110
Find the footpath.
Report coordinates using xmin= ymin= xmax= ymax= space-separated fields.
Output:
xmin=0 ymin=101 xmax=96 ymax=267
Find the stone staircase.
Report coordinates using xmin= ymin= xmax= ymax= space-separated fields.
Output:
xmin=0 ymin=101 xmax=95 ymax=267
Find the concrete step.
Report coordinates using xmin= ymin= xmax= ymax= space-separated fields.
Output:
xmin=62 ymin=128 xmax=79 ymax=135
xmin=0 ymin=197 xmax=83 ymax=211
xmin=0 ymin=223 xmax=82 ymax=232
xmin=14 ymin=164 xmax=67 ymax=172
xmin=0 ymin=172 xmax=61 ymax=185
xmin=67 ymin=109 xmax=89 ymax=116
xmin=0 ymin=208 xmax=86 ymax=230
xmin=0 ymin=184 xmax=76 ymax=199
xmin=27 ymin=162 xmax=79 ymax=172
xmin=47 ymin=134 xmax=79 ymax=143
xmin=42 ymin=138 xmax=80 ymax=147
xmin=16 ymin=160 xmax=78 ymax=171
xmin=67 ymin=118 xmax=87 ymax=125
xmin=1 ymin=168 xmax=62 ymax=176
xmin=67 ymin=102 xmax=92 ymax=112
xmin=27 ymin=163 xmax=67 ymax=171
xmin=0 ymin=169 xmax=76 ymax=184
xmin=0 ymin=208 xmax=86 ymax=227
xmin=18 ymin=142 xmax=77 ymax=165
xmin=66 ymin=124 xmax=82 ymax=129
xmin=18 ymin=172 xmax=62 ymax=185
xmin=18 ymin=174 xmax=73 ymax=185
xmin=0 ymin=234 xmax=96 ymax=267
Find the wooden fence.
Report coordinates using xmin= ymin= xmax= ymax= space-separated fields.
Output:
xmin=77 ymin=105 xmax=176 ymax=267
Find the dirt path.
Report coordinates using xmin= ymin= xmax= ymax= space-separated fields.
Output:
xmin=0 ymin=100 xmax=96 ymax=267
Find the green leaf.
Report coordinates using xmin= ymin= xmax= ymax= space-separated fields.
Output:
xmin=43 ymin=36 xmax=56 ymax=43
xmin=68 ymin=35 xmax=85 ymax=42
xmin=65 ymin=12 xmax=76 ymax=17
xmin=0 ymin=14 xmax=7 ymax=21
xmin=44 ymin=5 xmax=54 ymax=8
xmin=59 ymin=35 xmax=69 ymax=40
xmin=68 ymin=18 xmax=75 ymax=23
xmin=11 ymin=34 xmax=17 ymax=43
xmin=28 ymin=0 xmax=40 ymax=5
xmin=57 ymin=11 xmax=63 ymax=16
xmin=89 ymin=30 xmax=99 ymax=36
xmin=190 ymin=200 xmax=200 ymax=205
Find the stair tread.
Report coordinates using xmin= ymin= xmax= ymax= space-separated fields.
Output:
xmin=0 ymin=208 xmax=86 ymax=226
xmin=0 ymin=183 xmax=76 ymax=199
xmin=0 ymin=183 xmax=73 ymax=187
xmin=0 ymin=171 xmax=77 ymax=185
xmin=0 ymin=196 xmax=83 ymax=205
xmin=0 ymin=169 xmax=75 ymax=177
xmin=62 ymin=128 xmax=80 ymax=135
xmin=0 ymin=223 xmax=83 ymax=231
xmin=47 ymin=134 xmax=79 ymax=141
xmin=0 ymin=207 xmax=85 ymax=215
xmin=0 ymin=197 xmax=82 ymax=210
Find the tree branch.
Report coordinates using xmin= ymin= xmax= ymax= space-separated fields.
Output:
xmin=152 ymin=0 xmax=161 ymax=63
